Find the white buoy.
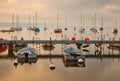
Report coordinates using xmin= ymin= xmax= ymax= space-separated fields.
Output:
xmin=77 ymin=59 xmax=85 ymax=67
xmin=49 ymin=63 xmax=55 ymax=70
xmin=13 ymin=59 xmax=18 ymax=68
xmin=78 ymin=59 xmax=84 ymax=64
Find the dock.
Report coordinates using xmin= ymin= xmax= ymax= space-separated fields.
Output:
xmin=1 ymin=54 xmax=120 ymax=59
xmin=0 ymin=40 xmax=120 ymax=45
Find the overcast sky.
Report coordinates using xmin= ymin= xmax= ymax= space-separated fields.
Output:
xmin=0 ymin=0 xmax=120 ymax=27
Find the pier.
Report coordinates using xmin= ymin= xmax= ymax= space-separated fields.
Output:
xmin=0 ymin=39 xmax=120 ymax=55
xmin=0 ymin=40 xmax=120 ymax=45
xmin=1 ymin=54 xmax=120 ymax=59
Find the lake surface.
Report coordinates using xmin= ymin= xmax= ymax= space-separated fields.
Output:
xmin=0 ymin=26 xmax=120 ymax=81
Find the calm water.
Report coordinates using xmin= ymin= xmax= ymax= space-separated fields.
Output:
xmin=0 ymin=26 xmax=120 ymax=81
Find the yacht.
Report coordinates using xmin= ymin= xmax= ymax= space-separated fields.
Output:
xmin=17 ymin=47 xmax=37 ymax=59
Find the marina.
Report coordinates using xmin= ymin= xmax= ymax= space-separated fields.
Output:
xmin=0 ymin=23 xmax=120 ymax=81
xmin=0 ymin=2 xmax=120 ymax=80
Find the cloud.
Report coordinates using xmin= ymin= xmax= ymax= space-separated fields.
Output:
xmin=0 ymin=0 xmax=120 ymax=26
xmin=100 ymin=4 xmax=120 ymax=15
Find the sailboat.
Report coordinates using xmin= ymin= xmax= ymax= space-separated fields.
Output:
xmin=54 ymin=13 xmax=62 ymax=33
xmin=49 ymin=50 xmax=55 ymax=70
xmin=79 ymin=13 xmax=85 ymax=33
xmin=99 ymin=18 xmax=104 ymax=31
xmin=33 ymin=12 xmax=40 ymax=33
xmin=113 ymin=18 xmax=118 ymax=34
xmin=10 ymin=14 xmax=22 ymax=31
xmin=54 ymin=28 xmax=62 ymax=33
xmin=27 ymin=14 xmax=34 ymax=30
xmin=90 ymin=13 xmax=97 ymax=33
xmin=44 ymin=19 xmax=47 ymax=30
xmin=64 ymin=17 xmax=68 ymax=31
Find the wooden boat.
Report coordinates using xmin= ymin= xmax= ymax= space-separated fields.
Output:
xmin=0 ymin=30 xmax=14 ymax=33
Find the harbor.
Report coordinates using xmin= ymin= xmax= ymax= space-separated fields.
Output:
xmin=0 ymin=0 xmax=120 ymax=80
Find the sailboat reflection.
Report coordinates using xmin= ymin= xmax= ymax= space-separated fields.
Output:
xmin=42 ymin=44 xmax=55 ymax=51
xmin=49 ymin=50 xmax=56 ymax=70
xmin=63 ymin=46 xmax=86 ymax=67
xmin=14 ymin=58 xmax=38 ymax=68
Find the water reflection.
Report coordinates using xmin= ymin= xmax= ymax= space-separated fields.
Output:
xmin=63 ymin=53 xmax=85 ymax=67
xmin=49 ymin=50 xmax=56 ymax=70
xmin=41 ymin=44 xmax=55 ymax=51
xmin=13 ymin=58 xmax=38 ymax=68
xmin=4 ymin=43 xmax=120 ymax=70
xmin=0 ymin=27 xmax=120 ymax=81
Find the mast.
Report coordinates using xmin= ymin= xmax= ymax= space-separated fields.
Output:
xmin=12 ymin=13 xmax=15 ymax=27
xmin=44 ymin=19 xmax=46 ymax=28
xmin=36 ymin=12 xmax=37 ymax=27
xmin=100 ymin=17 xmax=103 ymax=40
xmin=16 ymin=14 xmax=18 ymax=27
xmin=94 ymin=13 xmax=96 ymax=28
xmin=101 ymin=17 xmax=103 ymax=27
xmin=83 ymin=15 xmax=84 ymax=28
xmin=33 ymin=16 xmax=34 ymax=27
xmin=81 ymin=13 xmax=82 ymax=28
xmin=65 ymin=17 xmax=67 ymax=27
xmin=29 ymin=13 xmax=31 ymax=27
xmin=57 ymin=12 xmax=59 ymax=28
xmin=115 ymin=17 xmax=117 ymax=28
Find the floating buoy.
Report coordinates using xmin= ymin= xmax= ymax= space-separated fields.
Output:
xmin=78 ymin=59 xmax=84 ymax=64
xmin=71 ymin=36 xmax=76 ymax=41
xmin=84 ymin=37 xmax=90 ymax=42
xmin=49 ymin=63 xmax=56 ymax=70
xmin=34 ymin=27 xmax=40 ymax=33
